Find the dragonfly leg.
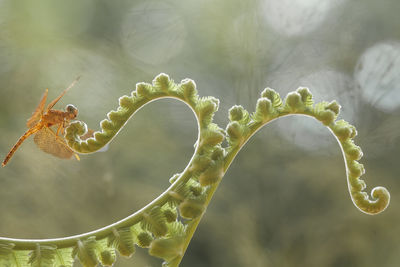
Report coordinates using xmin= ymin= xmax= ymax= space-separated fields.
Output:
xmin=56 ymin=123 xmax=64 ymax=136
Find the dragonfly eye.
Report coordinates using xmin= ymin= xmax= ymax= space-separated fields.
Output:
xmin=66 ymin=104 xmax=78 ymax=118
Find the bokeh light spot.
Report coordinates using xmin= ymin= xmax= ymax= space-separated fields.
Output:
xmin=355 ymin=42 xmax=400 ymax=112
xmin=261 ymin=0 xmax=344 ymax=36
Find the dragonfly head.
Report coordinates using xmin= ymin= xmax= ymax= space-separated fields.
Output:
xmin=65 ymin=104 xmax=78 ymax=119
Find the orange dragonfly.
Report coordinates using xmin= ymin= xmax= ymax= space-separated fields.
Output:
xmin=2 ymin=78 xmax=85 ymax=167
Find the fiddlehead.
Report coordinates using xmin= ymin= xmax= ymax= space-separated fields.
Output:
xmin=224 ymin=87 xmax=390 ymax=215
xmin=0 ymin=73 xmax=390 ymax=267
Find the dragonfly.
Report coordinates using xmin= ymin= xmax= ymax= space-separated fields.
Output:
xmin=2 ymin=78 xmax=87 ymax=167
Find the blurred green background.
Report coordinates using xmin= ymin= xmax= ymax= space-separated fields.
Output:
xmin=0 ymin=0 xmax=399 ymax=266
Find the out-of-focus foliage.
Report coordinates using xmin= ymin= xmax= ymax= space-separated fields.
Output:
xmin=0 ymin=0 xmax=399 ymax=266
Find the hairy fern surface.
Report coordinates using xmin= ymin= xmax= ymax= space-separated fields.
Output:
xmin=0 ymin=74 xmax=390 ymax=267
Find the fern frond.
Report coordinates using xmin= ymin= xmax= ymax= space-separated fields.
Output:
xmin=0 ymin=242 xmax=15 ymax=264
xmin=149 ymin=222 xmax=186 ymax=264
xmin=141 ymin=206 xmax=168 ymax=237
xmin=226 ymin=121 xmax=246 ymax=147
xmin=149 ymin=236 xmax=185 ymax=263
xmin=0 ymin=73 xmax=390 ymax=267
xmin=176 ymin=79 xmax=198 ymax=105
xmin=163 ymin=208 xmax=178 ymax=223
xmin=109 ymin=227 xmax=136 ymax=258
xmin=314 ymin=101 xmax=337 ymax=125
xmin=251 ymin=97 xmax=273 ymax=123
xmin=179 ymin=197 xmax=206 ymax=219
xmin=167 ymin=183 xmax=191 ymax=205
xmin=229 ymin=105 xmax=250 ymax=124
xmin=196 ymin=96 xmax=219 ymax=126
xmin=198 ymin=158 xmax=224 ymax=186
xmin=10 ymin=250 xmax=30 ymax=267
xmin=199 ymin=123 xmax=225 ymax=148
xmin=54 ymin=247 xmax=74 ymax=267
xmin=153 ymin=73 xmax=175 ymax=93
xmin=28 ymin=244 xmax=56 ymax=267
xmin=261 ymin=87 xmax=283 ymax=108
xmin=137 ymin=232 xmax=154 ymax=248
xmin=73 ymin=237 xmax=99 ymax=267
xmin=296 ymin=87 xmax=314 ymax=108
xmin=94 ymin=239 xmax=115 ymax=267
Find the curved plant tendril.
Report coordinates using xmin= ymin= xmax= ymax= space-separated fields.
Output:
xmin=0 ymin=74 xmax=390 ymax=267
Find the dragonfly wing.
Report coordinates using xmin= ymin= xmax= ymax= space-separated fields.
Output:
xmin=33 ymin=127 xmax=75 ymax=159
xmin=46 ymin=77 xmax=80 ymax=111
xmin=26 ymin=88 xmax=48 ymax=128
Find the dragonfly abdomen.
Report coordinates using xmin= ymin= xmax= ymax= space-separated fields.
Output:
xmin=2 ymin=125 xmax=42 ymax=167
